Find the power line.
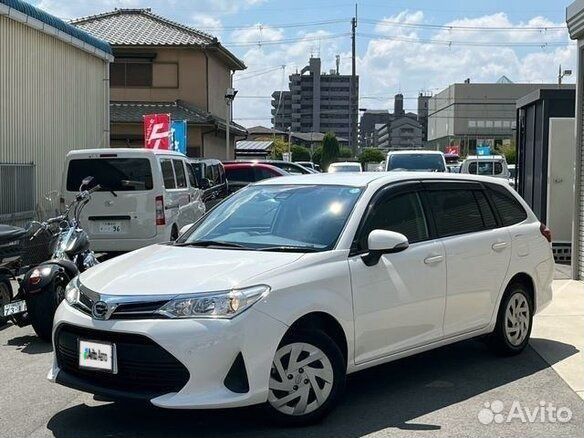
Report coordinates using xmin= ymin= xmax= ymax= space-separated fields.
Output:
xmin=223 ymin=32 xmax=349 ymax=47
xmin=197 ymin=18 xmax=348 ymax=32
xmin=360 ymin=18 xmax=567 ymax=32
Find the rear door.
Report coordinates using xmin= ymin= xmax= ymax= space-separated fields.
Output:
xmin=423 ymin=181 xmax=511 ymax=336
xmin=65 ymin=153 xmax=157 ymax=240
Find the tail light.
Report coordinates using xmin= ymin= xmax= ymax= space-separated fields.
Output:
xmin=59 ymin=197 xmax=65 ymax=212
xmin=155 ymin=195 xmax=165 ymax=226
xmin=539 ymin=223 xmax=552 ymax=243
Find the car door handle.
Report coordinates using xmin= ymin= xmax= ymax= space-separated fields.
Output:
xmin=165 ymin=203 xmax=179 ymax=210
xmin=424 ymin=255 xmax=444 ymax=265
xmin=491 ymin=241 xmax=509 ymax=251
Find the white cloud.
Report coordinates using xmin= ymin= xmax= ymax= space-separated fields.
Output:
xmin=231 ymin=24 xmax=284 ymax=44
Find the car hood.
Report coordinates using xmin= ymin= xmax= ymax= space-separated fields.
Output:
xmin=79 ymin=244 xmax=305 ymax=296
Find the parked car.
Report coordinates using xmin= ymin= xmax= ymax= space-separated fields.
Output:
xmin=189 ymin=158 xmax=228 ymax=207
xmin=328 ymin=162 xmax=362 ymax=172
xmin=295 ymin=161 xmax=322 ymax=172
xmin=49 ymin=172 xmax=554 ymax=425
xmin=385 ymin=150 xmax=447 ymax=172
xmin=224 ymin=162 xmax=288 ymax=193
xmin=61 ymin=149 xmax=205 ymax=253
xmin=508 ymin=163 xmax=516 ymax=188
xmin=226 ymin=160 xmax=315 ymax=175
xmin=460 ymin=155 xmax=510 ymax=180
xmin=447 ymin=164 xmax=461 ymax=173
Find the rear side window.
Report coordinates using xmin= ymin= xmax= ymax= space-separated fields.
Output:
xmin=255 ymin=167 xmax=277 ymax=181
xmin=427 ymin=189 xmax=494 ymax=237
xmin=225 ymin=167 xmax=254 ymax=182
xmin=186 ymin=163 xmax=198 ymax=188
xmin=488 ymin=185 xmax=528 ymax=226
xmin=173 ymin=160 xmax=187 ymax=188
xmin=66 ymin=158 xmax=153 ymax=191
xmin=358 ymin=191 xmax=428 ymax=250
xmin=160 ymin=159 xmax=176 ymax=189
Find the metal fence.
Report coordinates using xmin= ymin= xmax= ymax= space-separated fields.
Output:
xmin=0 ymin=163 xmax=36 ymax=225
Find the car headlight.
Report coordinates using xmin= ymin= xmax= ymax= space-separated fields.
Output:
xmin=64 ymin=276 xmax=80 ymax=306
xmin=156 ymin=285 xmax=270 ymax=319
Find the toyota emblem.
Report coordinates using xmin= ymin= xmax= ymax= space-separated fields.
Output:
xmin=92 ymin=301 xmax=109 ymax=320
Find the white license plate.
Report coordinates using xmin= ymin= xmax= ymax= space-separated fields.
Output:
xmin=78 ymin=340 xmax=115 ymax=372
xmin=98 ymin=221 xmax=122 ymax=233
xmin=2 ymin=300 xmax=27 ymax=317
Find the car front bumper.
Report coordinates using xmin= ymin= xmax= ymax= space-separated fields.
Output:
xmin=48 ymin=302 xmax=289 ymax=409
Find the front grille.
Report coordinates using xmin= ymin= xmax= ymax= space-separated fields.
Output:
xmin=55 ymin=324 xmax=189 ymax=397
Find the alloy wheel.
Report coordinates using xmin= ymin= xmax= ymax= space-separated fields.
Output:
xmin=504 ymin=292 xmax=530 ymax=346
xmin=268 ymin=342 xmax=334 ymax=416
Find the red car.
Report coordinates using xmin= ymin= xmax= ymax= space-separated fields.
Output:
xmin=223 ymin=162 xmax=288 ymax=194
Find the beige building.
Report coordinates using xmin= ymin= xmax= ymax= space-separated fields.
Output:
xmin=71 ymin=9 xmax=247 ymax=159
xmin=0 ymin=0 xmax=112 ymax=223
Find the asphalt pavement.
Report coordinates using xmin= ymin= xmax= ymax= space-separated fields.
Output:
xmin=1 ymin=321 xmax=583 ymax=438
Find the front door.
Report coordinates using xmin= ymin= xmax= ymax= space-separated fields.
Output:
xmin=349 ymin=183 xmax=447 ymax=364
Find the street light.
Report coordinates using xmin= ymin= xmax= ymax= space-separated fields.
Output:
xmin=558 ymin=65 xmax=572 ymax=85
xmin=225 ymin=87 xmax=238 ymax=160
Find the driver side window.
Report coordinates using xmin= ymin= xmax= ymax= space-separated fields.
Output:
xmin=357 ymin=191 xmax=428 ymax=251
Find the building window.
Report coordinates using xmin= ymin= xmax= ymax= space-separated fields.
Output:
xmin=494 ymin=120 xmax=502 ymax=128
xmin=485 ymin=120 xmax=494 ymax=128
xmin=477 ymin=120 xmax=486 ymax=128
xmin=111 ymin=60 xmax=153 ymax=87
xmin=468 ymin=120 xmax=477 ymax=128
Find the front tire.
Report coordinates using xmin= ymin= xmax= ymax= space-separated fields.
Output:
xmin=265 ymin=330 xmax=345 ymax=426
xmin=488 ymin=283 xmax=533 ymax=356
xmin=26 ymin=276 xmax=66 ymax=342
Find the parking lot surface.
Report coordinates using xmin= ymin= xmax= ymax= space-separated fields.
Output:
xmin=1 ymin=321 xmax=583 ymax=438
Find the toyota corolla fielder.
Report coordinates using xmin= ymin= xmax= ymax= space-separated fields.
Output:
xmin=49 ymin=172 xmax=554 ymax=424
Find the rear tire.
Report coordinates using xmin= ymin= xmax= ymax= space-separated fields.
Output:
xmin=264 ymin=330 xmax=346 ymax=426
xmin=0 ymin=278 xmax=12 ymax=326
xmin=26 ymin=276 xmax=67 ymax=342
xmin=488 ymin=283 xmax=533 ymax=356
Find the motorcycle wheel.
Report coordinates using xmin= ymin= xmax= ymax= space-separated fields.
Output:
xmin=0 ymin=278 xmax=12 ymax=326
xmin=26 ymin=276 xmax=67 ymax=342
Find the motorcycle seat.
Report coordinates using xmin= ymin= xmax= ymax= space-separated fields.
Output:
xmin=0 ymin=225 xmax=27 ymax=245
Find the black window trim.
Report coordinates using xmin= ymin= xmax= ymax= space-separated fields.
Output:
xmin=349 ymin=181 xmax=431 ymax=257
xmin=483 ymin=182 xmax=528 ymax=227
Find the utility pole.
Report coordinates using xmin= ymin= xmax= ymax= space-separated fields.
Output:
xmin=350 ymin=4 xmax=358 ymax=155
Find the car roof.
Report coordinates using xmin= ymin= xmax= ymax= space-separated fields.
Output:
xmin=224 ymin=162 xmax=288 ymax=173
xmin=387 ymin=150 xmax=444 ymax=155
xmin=254 ymin=171 xmax=511 ymax=188
xmin=67 ymin=148 xmax=186 ymax=157
xmin=329 ymin=162 xmax=361 ymax=166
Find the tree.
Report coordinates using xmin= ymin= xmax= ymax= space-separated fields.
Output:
xmin=312 ymin=146 xmax=323 ymax=165
xmin=358 ymin=148 xmax=386 ymax=167
xmin=497 ymin=141 xmax=517 ymax=165
xmin=321 ymin=132 xmax=340 ymax=170
xmin=339 ymin=147 xmax=353 ymax=159
xmin=291 ymin=145 xmax=311 ymax=162
xmin=270 ymin=138 xmax=288 ymax=160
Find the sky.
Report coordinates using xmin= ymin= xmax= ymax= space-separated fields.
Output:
xmin=32 ymin=0 xmax=577 ymax=127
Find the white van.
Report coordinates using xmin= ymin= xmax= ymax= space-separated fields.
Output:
xmin=385 ymin=150 xmax=447 ymax=172
xmin=61 ymin=149 xmax=205 ymax=252
xmin=460 ymin=155 xmax=510 ymax=180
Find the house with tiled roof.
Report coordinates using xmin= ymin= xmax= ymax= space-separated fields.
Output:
xmin=71 ymin=8 xmax=246 ymax=159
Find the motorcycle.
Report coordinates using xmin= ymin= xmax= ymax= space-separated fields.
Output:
xmin=20 ymin=176 xmax=101 ymax=341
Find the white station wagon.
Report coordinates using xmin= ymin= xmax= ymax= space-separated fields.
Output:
xmin=49 ymin=172 xmax=554 ymax=425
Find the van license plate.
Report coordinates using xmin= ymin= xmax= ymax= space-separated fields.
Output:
xmin=2 ymin=300 xmax=26 ymax=317
xmin=98 ymin=222 xmax=122 ymax=233
xmin=79 ymin=340 xmax=115 ymax=372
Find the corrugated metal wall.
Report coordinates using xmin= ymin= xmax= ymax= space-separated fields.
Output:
xmin=0 ymin=15 xmax=109 ymax=221
xmin=579 ymin=89 xmax=584 ymax=279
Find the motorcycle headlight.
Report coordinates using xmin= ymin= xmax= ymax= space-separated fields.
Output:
xmin=64 ymin=276 xmax=80 ymax=306
xmin=156 ymin=285 xmax=270 ymax=319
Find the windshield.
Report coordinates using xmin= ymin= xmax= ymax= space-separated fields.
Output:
xmin=387 ymin=154 xmax=446 ymax=172
xmin=179 ymin=185 xmax=362 ymax=251
xmin=329 ymin=164 xmax=361 ymax=173
xmin=67 ymin=158 xmax=153 ymax=191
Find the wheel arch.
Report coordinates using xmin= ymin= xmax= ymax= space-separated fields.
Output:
xmin=505 ymin=272 xmax=536 ymax=311
xmin=284 ymin=311 xmax=349 ymax=367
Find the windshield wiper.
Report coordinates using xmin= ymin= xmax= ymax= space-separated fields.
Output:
xmin=174 ymin=240 xmax=246 ymax=248
xmin=255 ymin=246 xmax=320 ymax=253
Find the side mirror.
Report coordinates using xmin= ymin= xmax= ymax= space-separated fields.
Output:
xmin=200 ymin=178 xmax=211 ymax=190
xmin=178 ymin=223 xmax=193 ymax=237
xmin=80 ymin=176 xmax=94 ymax=189
xmin=362 ymin=229 xmax=409 ymax=266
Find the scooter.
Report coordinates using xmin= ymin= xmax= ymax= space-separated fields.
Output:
xmin=20 ymin=176 xmax=101 ymax=341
